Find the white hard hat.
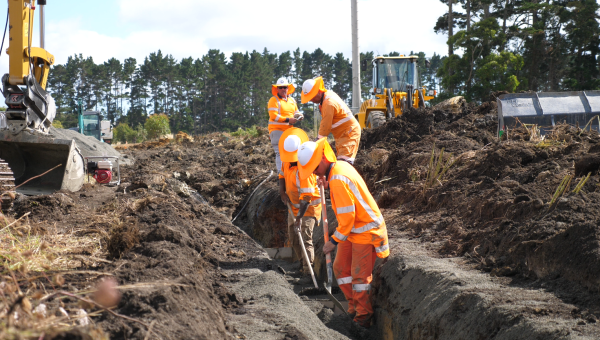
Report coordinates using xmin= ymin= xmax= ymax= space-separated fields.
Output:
xmin=276 ymin=77 xmax=290 ymax=86
xmin=302 ymin=79 xmax=316 ymax=96
xmin=298 ymin=141 xmax=317 ymax=166
xmin=283 ymin=135 xmax=302 ymax=153
xmin=272 ymin=78 xmax=295 ymax=96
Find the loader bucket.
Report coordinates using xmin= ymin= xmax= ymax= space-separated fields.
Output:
xmin=0 ymin=130 xmax=85 ymax=195
xmin=497 ymin=91 xmax=600 ymax=137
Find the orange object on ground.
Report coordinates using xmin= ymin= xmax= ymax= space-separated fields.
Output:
xmin=333 ymin=241 xmax=377 ymax=326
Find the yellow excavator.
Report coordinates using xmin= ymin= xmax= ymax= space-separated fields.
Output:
xmin=0 ymin=0 xmax=86 ymax=196
xmin=356 ymin=55 xmax=435 ymax=129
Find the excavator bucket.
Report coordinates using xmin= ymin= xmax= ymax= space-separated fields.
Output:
xmin=497 ymin=91 xmax=600 ymax=137
xmin=0 ymin=130 xmax=85 ymax=195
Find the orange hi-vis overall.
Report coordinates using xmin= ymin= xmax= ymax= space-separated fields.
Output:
xmin=268 ymin=95 xmax=300 ymax=177
xmin=328 ymin=161 xmax=389 ymax=325
xmin=268 ymin=96 xmax=300 ymax=133
xmin=282 ymin=162 xmax=322 ymax=219
xmin=318 ymin=90 xmax=361 ymax=163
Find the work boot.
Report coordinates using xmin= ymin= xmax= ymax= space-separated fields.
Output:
xmin=353 ymin=314 xmax=372 ymax=329
xmin=350 ymin=319 xmax=371 ymax=338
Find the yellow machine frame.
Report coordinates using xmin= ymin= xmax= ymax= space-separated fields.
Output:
xmin=356 ymin=55 xmax=435 ymax=129
xmin=7 ymin=0 xmax=54 ymax=89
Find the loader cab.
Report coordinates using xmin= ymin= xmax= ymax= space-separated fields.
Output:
xmin=372 ymin=56 xmax=419 ymax=94
xmin=80 ymin=111 xmax=102 ymax=141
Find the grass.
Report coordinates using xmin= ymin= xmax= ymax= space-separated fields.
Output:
xmin=0 ymin=215 xmax=110 ymax=339
xmin=423 ymin=143 xmax=456 ymax=194
xmin=549 ymin=174 xmax=573 ymax=206
xmin=231 ymin=125 xmax=261 ymax=138
xmin=572 ymin=173 xmax=591 ymax=194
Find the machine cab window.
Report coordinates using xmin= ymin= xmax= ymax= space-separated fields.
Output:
xmin=374 ymin=57 xmax=419 ymax=93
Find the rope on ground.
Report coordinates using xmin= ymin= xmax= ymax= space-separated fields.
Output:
xmin=231 ymin=170 xmax=273 ymax=222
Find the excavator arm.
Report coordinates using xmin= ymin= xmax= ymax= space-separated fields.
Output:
xmin=0 ymin=0 xmax=86 ymax=196
xmin=2 ymin=0 xmax=55 ymax=134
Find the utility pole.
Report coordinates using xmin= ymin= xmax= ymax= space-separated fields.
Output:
xmin=351 ymin=0 xmax=361 ymax=113
xmin=39 ymin=0 xmax=46 ymax=49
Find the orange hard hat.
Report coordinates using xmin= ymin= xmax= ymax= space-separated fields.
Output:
xmin=278 ymin=127 xmax=309 ymax=163
xmin=301 ymin=77 xmax=325 ymax=104
xmin=297 ymin=137 xmax=336 ymax=180
xmin=272 ymin=77 xmax=296 ymax=96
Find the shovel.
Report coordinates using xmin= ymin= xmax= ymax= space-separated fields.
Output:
xmin=319 ymin=184 xmax=348 ymax=315
xmin=287 ymin=203 xmax=318 ymax=289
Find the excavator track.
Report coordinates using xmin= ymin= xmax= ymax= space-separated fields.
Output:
xmin=0 ymin=158 xmax=15 ymax=212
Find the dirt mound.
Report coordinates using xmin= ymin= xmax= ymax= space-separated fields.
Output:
xmin=354 ymin=98 xmax=600 ymax=317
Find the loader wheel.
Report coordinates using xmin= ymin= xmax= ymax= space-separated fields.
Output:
xmin=0 ymin=158 xmax=15 ymax=212
xmin=367 ymin=111 xmax=386 ymax=129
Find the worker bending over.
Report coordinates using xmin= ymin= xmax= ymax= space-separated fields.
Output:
xmin=278 ymin=128 xmax=321 ymax=275
xmin=301 ymin=77 xmax=361 ymax=164
xmin=268 ymin=78 xmax=303 ymax=176
xmin=297 ymin=138 xmax=389 ymax=328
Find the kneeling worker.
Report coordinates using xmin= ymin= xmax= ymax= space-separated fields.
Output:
xmin=301 ymin=76 xmax=361 ymax=165
xmin=297 ymin=137 xmax=389 ymax=327
xmin=278 ymin=127 xmax=321 ymax=275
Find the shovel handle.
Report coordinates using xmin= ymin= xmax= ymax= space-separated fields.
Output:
xmin=319 ymin=184 xmax=334 ymax=286
xmin=297 ymin=231 xmax=319 ymax=289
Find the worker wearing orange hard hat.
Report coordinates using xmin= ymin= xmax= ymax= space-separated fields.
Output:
xmin=268 ymin=77 xmax=304 ymax=177
xmin=278 ymin=127 xmax=321 ymax=275
xmin=301 ymin=77 xmax=361 ymax=165
xmin=297 ymin=138 xmax=389 ymax=328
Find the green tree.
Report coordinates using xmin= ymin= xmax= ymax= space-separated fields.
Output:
xmin=145 ymin=114 xmax=171 ymax=139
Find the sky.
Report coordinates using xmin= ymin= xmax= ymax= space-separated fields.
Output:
xmin=0 ymin=0 xmax=450 ymax=73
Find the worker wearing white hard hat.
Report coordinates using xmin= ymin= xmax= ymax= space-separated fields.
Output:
xmin=301 ymin=76 xmax=361 ymax=164
xmin=297 ymin=137 xmax=389 ymax=327
xmin=268 ymin=77 xmax=304 ymax=177
xmin=278 ymin=127 xmax=321 ymax=276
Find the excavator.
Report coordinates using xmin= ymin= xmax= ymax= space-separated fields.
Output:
xmin=356 ymin=55 xmax=436 ymax=129
xmin=0 ymin=0 xmax=114 ymax=202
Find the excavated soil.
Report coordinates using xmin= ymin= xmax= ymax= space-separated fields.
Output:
xmin=7 ymin=97 xmax=600 ymax=339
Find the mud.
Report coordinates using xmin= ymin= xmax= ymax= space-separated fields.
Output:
xmin=8 ymin=96 xmax=600 ymax=339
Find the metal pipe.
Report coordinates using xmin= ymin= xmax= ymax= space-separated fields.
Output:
xmin=39 ymin=1 xmax=45 ymax=49
xmin=351 ymin=0 xmax=361 ymax=113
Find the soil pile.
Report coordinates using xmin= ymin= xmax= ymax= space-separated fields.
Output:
xmin=5 ymin=129 xmax=352 ymax=339
xmin=354 ymin=99 xmax=600 ymax=320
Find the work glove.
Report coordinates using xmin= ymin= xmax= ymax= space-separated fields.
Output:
xmin=294 ymin=218 xmax=302 ymax=233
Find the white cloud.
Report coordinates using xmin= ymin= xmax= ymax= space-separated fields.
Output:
xmin=0 ymin=0 xmax=450 ymax=74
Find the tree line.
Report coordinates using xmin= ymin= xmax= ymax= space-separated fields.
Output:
xmin=436 ymin=0 xmax=600 ymax=101
xmin=47 ymin=0 xmax=599 ymax=135
xmin=47 ymin=49 xmax=441 ymax=136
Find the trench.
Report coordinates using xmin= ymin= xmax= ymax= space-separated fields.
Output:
xmin=231 ymin=180 xmax=600 ymax=339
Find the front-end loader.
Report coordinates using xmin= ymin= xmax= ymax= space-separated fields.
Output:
xmin=0 ymin=0 xmax=85 ymax=195
xmin=356 ymin=55 xmax=436 ymax=129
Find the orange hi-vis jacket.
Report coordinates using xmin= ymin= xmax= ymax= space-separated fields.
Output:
xmin=318 ymin=90 xmax=360 ymax=139
xmin=268 ymin=95 xmax=300 ymax=133
xmin=328 ymin=161 xmax=389 ymax=258
xmin=283 ymin=162 xmax=322 ymax=218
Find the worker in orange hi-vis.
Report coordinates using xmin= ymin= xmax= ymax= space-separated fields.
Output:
xmin=278 ymin=128 xmax=322 ymax=276
xmin=297 ymin=138 xmax=389 ymax=328
xmin=268 ymin=78 xmax=303 ymax=177
xmin=301 ymin=76 xmax=361 ymax=165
